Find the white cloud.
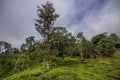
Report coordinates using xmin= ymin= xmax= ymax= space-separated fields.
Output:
xmin=67 ymin=0 xmax=120 ymax=39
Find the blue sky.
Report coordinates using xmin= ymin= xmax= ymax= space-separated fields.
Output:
xmin=0 ymin=0 xmax=120 ymax=48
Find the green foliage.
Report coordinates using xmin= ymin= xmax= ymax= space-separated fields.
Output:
xmin=3 ymin=56 xmax=120 ymax=80
xmin=35 ymin=1 xmax=59 ymax=38
xmin=113 ymin=50 xmax=120 ymax=59
xmin=81 ymin=37 xmax=94 ymax=58
xmin=12 ymin=48 xmax=19 ymax=54
xmin=76 ymin=32 xmax=94 ymax=59
xmin=92 ymin=32 xmax=117 ymax=57
xmin=96 ymin=37 xmax=115 ymax=56
xmin=14 ymin=53 xmax=31 ymax=72
xmin=51 ymin=27 xmax=76 ymax=58
xmin=3 ymin=66 xmax=44 ymax=80
xmin=0 ymin=54 xmax=18 ymax=77
xmin=26 ymin=36 xmax=35 ymax=52
xmin=20 ymin=36 xmax=35 ymax=53
xmin=91 ymin=32 xmax=107 ymax=46
xmin=109 ymin=33 xmax=119 ymax=43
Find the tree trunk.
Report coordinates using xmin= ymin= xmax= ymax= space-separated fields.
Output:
xmin=46 ymin=61 xmax=49 ymax=70
xmin=43 ymin=58 xmax=50 ymax=70
xmin=80 ymin=51 xmax=84 ymax=60
xmin=43 ymin=58 xmax=45 ymax=68
xmin=98 ymin=55 xmax=102 ymax=64
xmin=90 ymin=54 xmax=94 ymax=58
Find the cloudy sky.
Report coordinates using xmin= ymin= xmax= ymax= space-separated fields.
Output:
xmin=0 ymin=0 xmax=120 ymax=48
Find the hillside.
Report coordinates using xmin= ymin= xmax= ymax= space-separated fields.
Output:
xmin=2 ymin=51 xmax=120 ymax=80
xmin=0 ymin=1 xmax=120 ymax=80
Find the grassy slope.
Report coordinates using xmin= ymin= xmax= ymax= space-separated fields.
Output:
xmin=2 ymin=51 xmax=120 ymax=80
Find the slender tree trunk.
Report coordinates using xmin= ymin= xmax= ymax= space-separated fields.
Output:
xmin=80 ymin=46 xmax=84 ymax=60
xmin=43 ymin=57 xmax=50 ymax=70
xmin=98 ymin=54 xmax=102 ymax=64
xmin=46 ymin=61 xmax=49 ymax=70
xmin=43 ymin=58 xmax=45 ymax=68
xmin=81 ymin=52 xmax=84 ymax=60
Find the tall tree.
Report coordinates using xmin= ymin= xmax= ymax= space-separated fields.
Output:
xmin=0 ymin=41 xmax=12 ymax=53
xmin=51 ymin=26 xmax=75 ymax=58
xmin=77 ymin=32 xmax=84 ymax=60
xmin=35 ymin=1 xmax=59 ymax=70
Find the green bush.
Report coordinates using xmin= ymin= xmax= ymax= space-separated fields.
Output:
xmin=14 ymin=53 xmax=31 ymax=72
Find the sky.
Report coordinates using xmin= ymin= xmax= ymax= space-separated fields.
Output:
xmin=0 ymin=0 xmax=120 ymax=48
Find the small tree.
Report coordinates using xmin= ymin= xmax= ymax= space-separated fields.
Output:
xmin=14 ymin=53 xmax=30 ymax=72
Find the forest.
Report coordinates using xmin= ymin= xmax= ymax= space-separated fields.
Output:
xmin=0 ymin=2 xmax=120 ymax=80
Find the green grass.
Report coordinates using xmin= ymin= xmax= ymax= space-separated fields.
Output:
xmin=2 ymin=51 xmax=120 ymax=80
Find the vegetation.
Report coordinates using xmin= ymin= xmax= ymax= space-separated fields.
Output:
xmin=0 ymin=1 xmax=120 ymax=80
xmin=2 ymin=55 xmax=120 ymax=80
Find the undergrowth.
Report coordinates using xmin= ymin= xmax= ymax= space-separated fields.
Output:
xmin=2 ymin=51 xmax=120 ymax=80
